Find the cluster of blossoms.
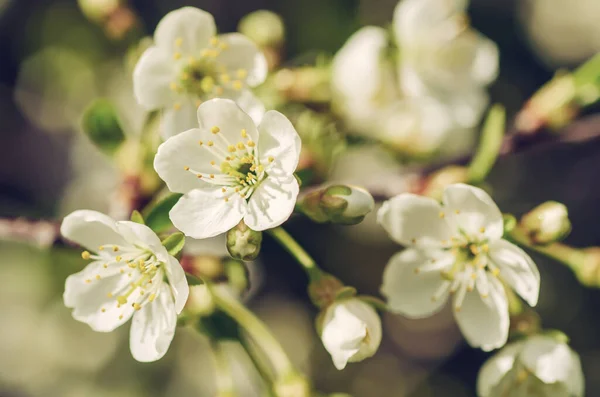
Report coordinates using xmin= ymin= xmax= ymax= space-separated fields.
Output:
xmin=332 ymin=0 xmax=498 ymax=157
xmin=58 ymin=1 xmax=586 ymax=396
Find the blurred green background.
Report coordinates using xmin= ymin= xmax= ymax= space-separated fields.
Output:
xmin=2 ymin=0 xmax=600 ymax=396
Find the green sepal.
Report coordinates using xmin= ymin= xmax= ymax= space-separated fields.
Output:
xmin=144 ymin=193 xmax=183 ymax=233
xmin=161 ymin=232 xmax=185 ymax=256
xmin=130 ymin=210 xmax=145 ymax=225
xmin=81 ymin=99 xmax=126 ymax=156
xmin=185 ymin=272 xmax=203 ymax=286
xmin=357 ymin=295 xmax=388 ymax=311
xmin=334 ymin=286 xmax=357 ymax=301
xmin=503 ymin=213 xmax=517 ymax=235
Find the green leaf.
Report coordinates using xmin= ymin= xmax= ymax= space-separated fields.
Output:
xmin=186 ymin=272 xmax=203 ymax=286
xmin=467 ymin=104 xmax=506 ymax=184
xmin=144 ymin=194 xmax=183 ymax=233
xmin=130 ymin=210 xmax=145 ymax=225
xmin=81 ymin=99 xmax=126 ymax=156
xmin=162 ymin=232 xmax=185 ymax=256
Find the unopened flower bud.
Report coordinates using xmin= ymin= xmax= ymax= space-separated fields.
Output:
xmin=238 ymin=10 xmax=285 ymax=48
xmin=319 ymin=298 xmax=382 ymax=370
xmin=185 ymin=284 xmax=215 ymax=316
xmin=226 ymin=221 xmax=262 ymax=261
xmin=520 ymin=201 xmax=571 ymax=244
xmin=576 ymin=247 xmax=600 ymax=287
xmin=299 ymin=185 xmax=374 ymax=225
xmin=421 ymin=166 xmax=469 ymax=200
xmin=77 ymin=0 xmax=120 ymax=23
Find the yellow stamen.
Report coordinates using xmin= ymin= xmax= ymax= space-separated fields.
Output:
xmin=81 ymin=251 xmax=91 ymax=260
xmin=211 ymin=126 xmax=220 ymax=134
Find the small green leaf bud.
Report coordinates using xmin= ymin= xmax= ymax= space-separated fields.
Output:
xmin=520 ymin=201 xmax=571 ymax=245
xmin=226 ymin=221 xmax=262 ymax=261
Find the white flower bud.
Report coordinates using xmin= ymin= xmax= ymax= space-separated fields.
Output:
xmin=320 ymin=299 xmax=382 ymax=370
xmin=300 ymin=185 xmax=375 ymax=225
xmin=520 ymin=201 xmax=571 ymax=244
xmin=477 ymin=335 xmax=584 ymax=397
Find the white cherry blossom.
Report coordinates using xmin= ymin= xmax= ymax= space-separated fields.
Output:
xmin=320 ymin=299 xmax=382 ymax=370
xmin=478 ymin=335 xmax=584 ymax=397
xmin=154 ymin=98 xmax=301 ymax=239
xmin=133 ymin=7 xmax=268 ymax=139
xmin=61 ymin=210 xmax=189 ymax=362
xmin=378 ymin=184 xmax=540 ymax=351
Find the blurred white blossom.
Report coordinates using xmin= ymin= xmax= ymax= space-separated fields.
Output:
xmin=61 ymin=210 xmax=189 ymax=362
xmin=477 ymin=335 xmax=584 ymax=396
xmin=378 ymin=184 xmax=540 ymax=351
xmin=154 ymin=99 xmax=301 ymax=239
xmin=133 ymin=7 xmax=268 ymax=139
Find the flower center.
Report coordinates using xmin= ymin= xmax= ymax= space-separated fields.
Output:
xmin=183 ymin=126 xmax=276 ymax=203
xmin=81 ymin=245 xmax=165 ymax=317
xmin=169 ymin=36 xmax=249 ymax=110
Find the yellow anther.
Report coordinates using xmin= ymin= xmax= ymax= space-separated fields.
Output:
xmin=197 ymin=174 xmax=202 ymax=178
xmin=107 ymin=292 xmax=113 ymax=298
xmin=219 ymin=42 xmax=228 ymax=50
xmin=133 ymin=303 xmax=142 ymax=311
xmin=454 ymin=210 xmax=460 ymax=214
xmin=200 ymin=49 xmax=210 ymax=57
xmin=247 ymin=140 xmax=255 ymax=147
xmin=235 ymin=187 xmax=240 ymax=192
xmin=170 ymin=82 xmax=178 ymax=91
xmin=175 ymin=37 xmax=183 ymax=47
xmin=439 ymin=211 xmax=445 ymax=218
xmin=174 ymin=103 xmax=182 ymax=111
xmin=95 ymin=275 xmax=101 ymax=280
xmin=85 ymin=279 xmax=92 ymax=284
xmin=210 ymin=37 xmax=219 ymax=46
xmin=455 ymin=306 xmax=462 ymax=312
xmin=414 ymin=268 xmax=420 ymax=274
xmin=225 ymin=156 xmax=232 ymax=161
xmin=117 ymin=296 xmax=128 ymax=305
xmin=492 ymin=268 xmax=500 ymax=277
xmin=224 ymin=197 xmax=229 ymax=202
xmin=211 ymin=126 xmax=220 ymax=134
xmin=112 ymin=246 xmax=119 ymax=252
xmin=411 ymin=238 xmax=417 ymax=244
xmin=481 ymin=244 xmax=489 ymax=253
xmin=236 ymin=69 xmax=248 ymax=79
xmin=128 ymin=262 xmax=137 ymax=268
xmin=237 ymin=142 xmax=245 ymax=150
xmin=199 ymin=140 xmax=204 ymax=146
xmin=470 ymin=245 xmax=479 ymax=255
xmin=221 ymin=188 xmax=226 ymax=193
xmin=101 ymin=308 xmax=106 ymax=313
xmin=103 ymin=263 xmax=108 ymax=268
xmin=128 ymin=273 xmax=132 ymax=278
xmin=120 ymin=269 xmax=125 ymax=274
xmin=220 ymin=74 xmax=231 ymax=83
xmin=470 ymin=273 xmax=477 ymax=279
xmin=241 ymin=129 xmax=247 ymax=138
xmin=480 ymin=227 xmax=486 ymax=233
xmin=98 ymin=245 xmax=104 ymax=251
xmin=268 ymin=156 xmax=274 ymax=163
xmin=210 ymin=160 xmax=216 ymax=166
xmin=81 ymin=251 xmax=91 ymax=260
xmin=116 ymin=256 xmax=122 ymax=262
xmin=149 ymin=294 xmax=156 ymax=302
xmin=184 ymin=166 xmax=190 ymax=171
xmin=210 ymin=174 xmax=215 ymax=179
xmin=215 ymin=86 xmax=224 ymax=95
xmin=181 ymin=72 xmax=190 ymax=80
xmin=232 ymin=80 xmax=243 ymax=90
xmin=207 ymin=141 xmax=214 ymax=146
xmin=173 ymin=52 xmax=182 ymax=60
xmin=227 ymin=145 xmax=236 ymax=153
xmin=119 ymin=314 xmax=123 ymax=320
xmin=140 ymin=290 xmax=145 ymax=295
xmin=257 ymin=165 xmax=264 ymax=173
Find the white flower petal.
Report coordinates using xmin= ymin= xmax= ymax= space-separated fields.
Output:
xmin=477 ymin=341 xmax=524 ymax=397
xmin=165 ymin=255 xmax=189 ymax=314
xmin=133 ymin=46 xmax=177 ymax=110
xmin=170 ymin=187 xmax=247 ymax=239
xmin=223 ymin=88 xmax=265 ymax=124
xmin=442 ymin=184 xmax=503 ymax=241
xmin=161 ymin=99 xmax=198 ymax=140
xmin=61 ymin=210 xmax=127 ymax=253
xmin=213 ymin=33 xmax=267 ymax=87
xmin=197 ymin=98 xmax=259 ymax=143
xmin=488 ymin=239 xmax=540 ymax=307
xmin=454 ymin=276 xmax=509 ymax=351
xmin=115 ymin=221 xmax=165 ymax=254
xmin=381 ymin=249 xmax=454 ymax=317
xmin=244 ymin=175 xmax=299 ymax=231
xmin=129 ymin=284 xmax=177 ymax=362
xmin=519 ymin=335 xmax=584 ymax=394
xmin=332 ymin=26 xmax=391 ymax=101
xmin=321 ymin=299 xmax=381 ymax=370
xmin=257 ymin=110 xmax=301 ymax=176
xmin=154 ymin=7 xmax=216 ymax=55
xmin=377 ymin=194 xmax=454 ymax=248
xmin=63 ymin=261 xmax=135 ymax=332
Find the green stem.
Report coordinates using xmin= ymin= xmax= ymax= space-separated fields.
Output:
xmin=208 ymin=284 xmax=295 ymax=380
xmin=467 ymin=104 xmax=505 ymax=184
xmin=210 ymin=340 xmax=237 ymax=396
xmin=506 ymin=226 xmax=586 ymax=274
xmin=267 ymin=227 xmax=323 ymax=281
xmin=238 ymin=337 xmax=277 ymax=397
